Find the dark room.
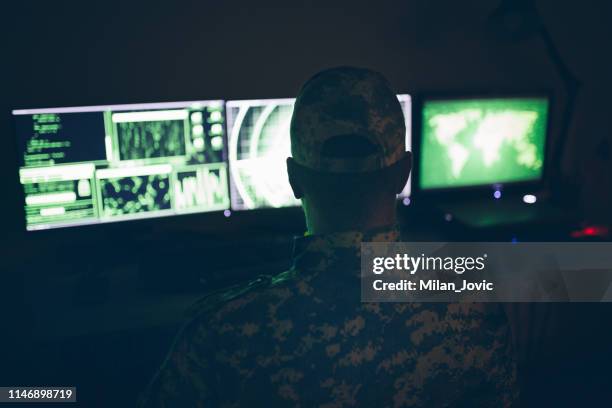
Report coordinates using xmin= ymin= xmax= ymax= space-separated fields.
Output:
xmin=1 ymin=0 xmax=612 ymax=407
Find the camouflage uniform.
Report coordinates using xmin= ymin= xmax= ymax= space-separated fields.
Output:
xmin=140 ymin=226 xmax=518 ymax=407
xmin=141 ymin=67 xmax=518 ymax=407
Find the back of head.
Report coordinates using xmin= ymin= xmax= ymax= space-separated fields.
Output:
xmin=288 ymin=66 xmax=411 ymax=233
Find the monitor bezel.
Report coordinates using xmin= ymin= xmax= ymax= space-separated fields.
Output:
xmin=411 ymin=91 xmax=553 ymax=199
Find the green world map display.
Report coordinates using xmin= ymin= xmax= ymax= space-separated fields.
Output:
xmin=419 ymin=97 xmax=548 ymax=190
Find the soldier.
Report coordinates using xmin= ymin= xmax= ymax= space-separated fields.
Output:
xmin=140 ymin=67 xmax=518 ymax=407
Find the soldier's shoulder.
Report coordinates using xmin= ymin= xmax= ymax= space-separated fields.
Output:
xmin=185 ymin=268 xmax=299 ymax=325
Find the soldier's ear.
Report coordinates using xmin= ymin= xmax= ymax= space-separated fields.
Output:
xmin=394 ymin=152 xmax=412 ymax=195
xmin=287 ymin=157 xmax=304 ymax=199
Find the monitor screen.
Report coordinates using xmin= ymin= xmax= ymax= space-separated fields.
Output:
xmin=227 ymin=95 xmax=412 ymax=210
xmin=419 ymin=96 xmax=549 ymax=190
xmin=226 ymin=98 xmax=298 ymax=210
xmin=13 ymin=100 xmax=230 ymax=230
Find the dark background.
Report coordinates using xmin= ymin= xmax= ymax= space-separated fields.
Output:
xmin=1 ymin=0 xmax=612 ymax=406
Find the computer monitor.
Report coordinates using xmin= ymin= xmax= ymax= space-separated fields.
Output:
xmin=418 ymin=96 xmax=549 ymax=191
xmin=13 ymin=100 xmax=230 ymax=231
xmin=226 ymin=98 xmax=298 ymax=210
xmin=227 ymin=95 xmax=412 ymax=210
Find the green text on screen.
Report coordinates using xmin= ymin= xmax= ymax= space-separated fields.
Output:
xmin=13 ymin=101 xmax=229 ymax=230
xmin=419 ymin=97 xmax=548 ymax=190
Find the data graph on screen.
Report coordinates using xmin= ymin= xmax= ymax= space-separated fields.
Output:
xmin=13 ymin=100 xmax=229 ymax=230
xmin=174 ymin=164 xmax=229 ymax=211
xmin=114 ymin=112 xmax=188 ymax=160
xmin=227 ymin=95 xmax=412 ymax=210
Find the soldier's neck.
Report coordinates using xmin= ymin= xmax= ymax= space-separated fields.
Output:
xmin=305 ymin=202 xmax=397 ymax=235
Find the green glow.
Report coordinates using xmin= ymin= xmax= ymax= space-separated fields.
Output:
xmin=17 ymin=104 xmax=228 ymax=230
xmin=227 ymin=95 xmax=412 ymax=209
xmin=190 ymin=111 xmax=203 ymax=124
xmin=25 ymin=191 xmax=76 ymax=205
xmin=24 ymin=114 xmax=71 ymax=166
xmin=210 ymin=123 xmax=223 ymax=135
xmin=23 ymin=178 xmax=97 ymax=226
xmin=99 ymin=173 xmax=172 ymax=217
xmin=173 ymin=164 xmax=229 ymax=212
xmin=208 ymin=111 xmax=223 ymax=123
xmin=40 ymin=207 xmax=66 ymax=216
xmin=111 ymin=110 xmax=188 ymax=123
xmin=419 ymin=98 xmax=548 ymax=190
xmin=192 ymin=125 xmax=204 ymax=137
xmin=115 ymin=120 xmax=187 ymax=161
xmin=77 ymin=179 xmax=92 ymax=197
xmin=228 ymin=101 xmax=299 ymax=209
xmin=210 ymin=136 xmax=223 ymax=150
xmin=192 ymin=137 xmax=205 ymax=151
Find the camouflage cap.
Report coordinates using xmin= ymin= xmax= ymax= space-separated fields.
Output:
xmin=290 ymin=66 xmax=407 ymax=173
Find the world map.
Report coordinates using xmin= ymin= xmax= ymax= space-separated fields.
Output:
xmin=420 ymin=99 xmax=548 ymax=189
xmin=429 ymin=110 xmax=541 ymax=178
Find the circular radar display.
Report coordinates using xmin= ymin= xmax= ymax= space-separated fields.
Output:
xmin=226 ymin=99 xmax=300 ymax=210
